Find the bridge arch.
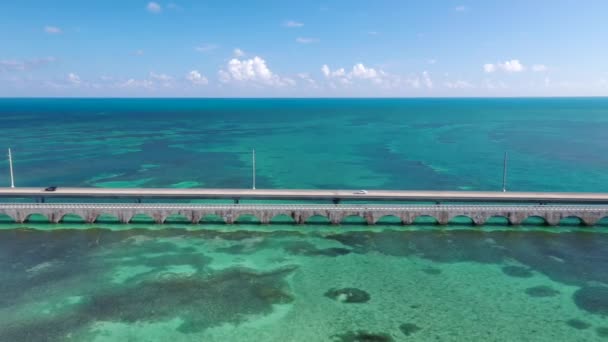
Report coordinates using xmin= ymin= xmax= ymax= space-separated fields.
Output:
xmin=130 ymin=213 xmax=155 ymax=224
xmin=375 ymin=214 xmax=402 ymax=225
xmin=597 ymin=216 xmax=608 ymax=226
xmin=413 ymin=215 xmax=439 ymax=225
xmin=521 ymin=215 xmax=549 ymax=226
xmin=305 ymin=214 xmax=331 ymax=225
xmin=485 ymin=215 xmax=510 ymax=226
xmin=0 ymin=213 xmax=15 ymax=223
xmin=235 ymin=214 xmax=261 ymax=224
xmin=59 ymin=213 xmax=86 ymax=223
xmin=164 ymin=213 xmax=190 ymax=224
xmin=25 ymin=213 xmax=50 ymax=223
xmin=200 ymin=214 xmax=226 ymax=224
xmin=270 ymin=213 xmax=296 ymax=224
xmin=559 ymin=216 xmax=584 ymax=226
xmin=448 ymin=215 xmax=475 ymax=225
xmin=341 ymin=214 xmax=367 ymax=225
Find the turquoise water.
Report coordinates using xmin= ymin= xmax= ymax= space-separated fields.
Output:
xmin=2 ymin=98 xmax=608 ymax=341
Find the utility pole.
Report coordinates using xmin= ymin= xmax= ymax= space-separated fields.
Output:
xmin=502 ymin=152 xmax=508 ymax=192
xmin=252 ymin=149 xmax=256 ymax=190
xmin=8 ymin=148 xmax=15 ymax=188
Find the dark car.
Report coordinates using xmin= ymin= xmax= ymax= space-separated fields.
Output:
xmin=44 ymin=186 xmax=57 ymax=192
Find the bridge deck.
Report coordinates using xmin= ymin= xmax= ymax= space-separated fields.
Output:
xmin=2 ymin=187 xmax=608 ymax=203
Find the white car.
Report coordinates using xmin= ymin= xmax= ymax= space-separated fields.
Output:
xmin=353 ymin=190 xmax=368 ymax=195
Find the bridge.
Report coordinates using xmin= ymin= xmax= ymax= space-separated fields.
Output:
xmin=1 ymin=203 xmax=607 ymax=226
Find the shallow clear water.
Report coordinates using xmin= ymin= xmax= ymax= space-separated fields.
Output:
xmin=2 ymin=98 xmax=608 ymax=341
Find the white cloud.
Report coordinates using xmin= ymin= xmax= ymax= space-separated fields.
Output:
xmin=284 ymin=20 xmax=304 ymax=28
xmin=296 ymin=37 xmax=319 ymax=44
xmin=233 ymin=48 xmax=245 ymax=57
xmin=0 ymin=57 xmax=56 ymax=72
xmin=297 ymin=73 xmax=318 ymax=88
xmin=119 ymin=78 xmax=154 ymax=89
xmin=218 ymin=56 xmax=293 ymax=87
xmin=484 ymin=59 xmax=525 ymax=73
xmin=67 ymin=73 xmax=81 ymax=85
xmin=428 ymin=59 xmax=437 ymax=65
xmin=532 ymin=64 xmax=548 ymax=72
xmin=422 ymin=71 xmax=433 ymax=88
xmin=483 ymin=64 xmax=496 ymax=73
xmin=44 ymin=26 xmax=62 ymax=34
xmin=149 ymin=72 xmax=172 ymax=82
xmin=351 ymin=63 xmax=379 ymax=79
xmin=195 ymin=44 xmax=218 ymax=52
xmin=186 ymin=70 xmax=208 ymax=85
xmin=147 ymin=2 xmax=161 ymax=13
xmin=444 ymin=80 xmax=474 ymax=89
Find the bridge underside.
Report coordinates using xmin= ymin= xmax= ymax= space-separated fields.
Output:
xmin=1 ymin=205 xmax=607 ymax=226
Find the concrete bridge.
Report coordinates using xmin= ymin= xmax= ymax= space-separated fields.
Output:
xmin=1 ymin=203 xmax=607 ymax=226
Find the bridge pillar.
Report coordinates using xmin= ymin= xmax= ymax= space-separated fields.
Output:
xmin=118 ymin=212 xmax=133 ymax=224
xmin=437 ymin=212 xmax=449 ymax=225
xmin=223 ymin=213 xmax=235 ymax=224
xmin=507 ymin=212 xmax=526 ymax=225
xmin=85 ymin=211 xmax=98 ymax=224
xmin=472 ymin=214 xmax=488 ymax=226
xmin=544 ymin=213 xmax=560 ymax=226
xmin=152 ymin=212 xmax=167 ymax=224
xmin=259 ymin=212 xmax=271 ymax=225
xmin=329 ymin=212 xmax=342 ymax=225
xmin=400 ymin=213 xmax=414 ymax=225
xmin=364 ymin=212 xmax=375 ymax=225
xmin=580 ymin=213 xmax=601 ymax=226
xmin=189 ymin=211 xmax=202 ymax=224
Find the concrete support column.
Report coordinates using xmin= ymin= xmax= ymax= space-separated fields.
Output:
xmin=189 ymin=211 xmax=202 ymax=224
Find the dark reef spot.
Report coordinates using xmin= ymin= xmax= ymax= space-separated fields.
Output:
xmin=566 ymin=319 xmax=590 ymax=330
xmin=332 ymin=330 xmax=394 ymax=342
xmin=597 ymin=327 xmax=608 ymax=338
xmin=325 ymin=288 xmax=370 ymax=303
xmin=525 ymin=286 xmax=560 ymax=298
xmin=284 ymin=241 xmax=351 ymax=257
xmin=422 ymin=267 xmax=441 ymax=275
xmin=574 ymin=286 xmax=608 ymax=315
xmin=399 ymin=323 xmax=421 ymax=336
xmin=410 ymin=304 xmax=421 ymax=309
xmin=0 ymin=265 xmax=298 ymax=341
xmin=502 ymin=266 xmax=534 ymax=278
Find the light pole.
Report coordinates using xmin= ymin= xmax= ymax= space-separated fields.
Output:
xmin=252 ymin=149 xmax=256 ymax=190
xmin=502 ymin=152 xmax=508 ymax=192
xmin=8 ymin=148 xmax=15 ymax=188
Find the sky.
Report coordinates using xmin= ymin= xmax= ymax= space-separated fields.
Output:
xmin=1 ymin=0 xmax=607 ymax=97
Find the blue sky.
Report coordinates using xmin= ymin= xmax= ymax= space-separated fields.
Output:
xmin=1 ymin=0 xmax=607 ymax=97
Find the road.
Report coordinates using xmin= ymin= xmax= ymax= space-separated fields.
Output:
xmin=1 ymin=187 xmax=608 ymax=203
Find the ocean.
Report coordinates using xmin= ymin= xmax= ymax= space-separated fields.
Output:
xmin=1 ymin=98 xmax=608 ymax=341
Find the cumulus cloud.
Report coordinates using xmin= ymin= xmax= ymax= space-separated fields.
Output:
xmin=532 ymin=64 xmax=548 ymax=72
xmin=321 ymin=63 xmax=396 ymax=86
xmin=484 ymin=59 xmax=525 ymax=73
xmin=147 ymin=2 xmax=161 ymax=13
xmin=444 ymin=80 xmax=474 ymax=89
xmin=119 ymin=78 xmax=154 ymax=89
xmin=422 ymin=71 xmax=433 ymax=88
xmin=67 ymin=73 xmax=81 ymax=85
xmin=284 ymin=20 xmax=304 ymax=28
xmin=0 ymin=57 xmax=56 ymax=72
xmin=297 ymin=73 xmax=318 ymax=88
xmin=218 ymin=56 xmax=294 ymax=87
xmin=44 ymin=26 xmax=62 ymax=34
xmin=195 ymin=44 xmax=218 ymax=52
xmin=296 ymin=37 xmax=319 ymax=44
xmin=186 ymin=70 xmax=208 ymax=85
xmin=149 ymin=72 xmax=172 ymax=82
xmin=483 ymin=64 xmax=496 ymax=73
xmin=233 ymin=48 xmax=245 ymax=57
